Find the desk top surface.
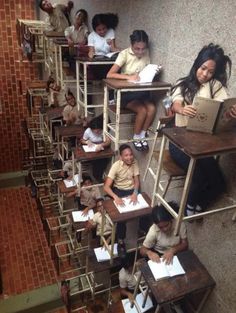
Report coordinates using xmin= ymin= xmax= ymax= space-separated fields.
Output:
xmin=163 ymin=127 xmax=236 ymax=157
xmin=28 ymin=81 xmax=47 ymax=89
xmin=103 ymin=192 xmax=151 ymax=222
xmin=55 ymin=124 xmax=84 ymax=138
xmin=75 ymin=56 xmax=115 ymax=63
xmin=140 ymin=250 xmax=215 ymax=304
xmin=103 ymin=79 xmax=171 ymax=90
xmin=52 ymin=38 xmax=68 ymax=45
xmin=75 ymin=146 xmax=114 ymax=161
xmin=44 ymin=31 xmax=65 ymax=38
xmin=44 ymin=106 xmax=65 ymax=120
xmin=57 ymin=180 xmax=77 ymax=193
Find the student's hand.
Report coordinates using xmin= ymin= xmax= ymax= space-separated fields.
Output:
xmin=128 ymin=293 xmax=135 ymax=302
xmin=82 ymin=207 xmax=89 ymax=216
xmin=67 ymin=1 xmax=74 ymax=11
xmin=129 ymin=73 xmax=140 ymax=82
xmin=86 ymin=140 xmax=93 ymax=147
xmin=88 ymin=51 xmax=94 ymax=59
xmin=67 ymin=38 xmax=74 ymax=47
xmin=180 ymin=105 xmax=197 ymax=117
xmin=95 ymin=144 xmax=104 ymax=152
xmin=147 ymin=250 xmax=161 ymax=262
xmin=114 ymin=196 xmax=124 ymax=206
xmin=230 ymin=104 xmax=236 ymax=118
xmin=129 ymin=193 xmax=138 ymax=204
xmin=162 ymin=249 xmax=174 ymax=265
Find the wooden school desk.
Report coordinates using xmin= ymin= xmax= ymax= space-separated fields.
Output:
xmin=75 ymin=57 xmax=115 ymax=117
xmin=132 ymin=250 xmax=215 ymax=313
xmin=154 ymin=127 xmax=236 ymax=234
xmin=101 ymin=193 xmax=152 ymax=264
xmin=103 ymin=79 xmax=171 ymax=150
xmin=40 ymin=106 xmax=65 ymax=141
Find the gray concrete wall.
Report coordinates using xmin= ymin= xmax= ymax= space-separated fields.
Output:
xmin=40 ymin=1 xmax=236 ymax=312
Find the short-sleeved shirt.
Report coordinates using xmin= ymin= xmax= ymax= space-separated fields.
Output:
xmin=63 ymin=160 xmax=73 ymax=176
xmin=88 ymin=29 xmax=115 ymax=55
xmin=62 ymin=105 xmax=83 ymax=125
xmin=48 ymin=5 xmax=70 ymax=32
xmin=48 ymin=88 xmax=67 ymax=107
xmin=80 ymin=186 xmax=101 ymax=207
xmin=64 ymin=24 xmax=89 ymax=44
xmin=83 ymin=128 xmax=103 ymax=143
xmin=115 ymin=47 xmax=150 ymax=75
xmin=171 ymin=79 xmax=228 ymax=127
xmin=119 ymin=268 xmax=138 ymax=290
xmin=107 ymin=159 xmax=139 ymax=190
xmin=92 ymin=212 xmax=112 ymax=236
xmin=143 ymin=220 xmax=187 ymax=254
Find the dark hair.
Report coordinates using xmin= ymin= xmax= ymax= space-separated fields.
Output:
xmin=82 ymin=174 xmax=92 ymax=185
xmin=65 ymin=89 xmax=75 ymax=100
xmin=89 ymin=114 xmax=103 ymax=130
xmin=119 ymin=144 xmax=132 ymax=155
xmin=75 ymin=9 xmax=88 ymax=24
xmin=130 ymin=30 xmax=149 ymax=46
xmin=92 ymin=13 xmax=119 ymax=31
xmin=39 ymin=0 xmax=44 ymax=11
xmin=120 ymin=253 xmax=134 ymax=270
xmin=171 ymin=43 xmax=232 ymax=104
xmin=46 ymin=76 xmax=55 ymax=92
xmin=96 ymin=197 xmax=104 ymax=204
xmin=152 ymin=202 xmax=179 ymax=224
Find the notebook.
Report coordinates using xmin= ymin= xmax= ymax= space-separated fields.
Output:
xmin=148 ymin=256 xmax=185 ymax=281
xmin=122 ymin=293 xmax=153 ymax=313
xmin=129 ymin=64 xmax=162 ymax=84
xmin=64 ymin=174 xmax=80 ymax=188
xmin=114 ymin=194 xmax=149 ymax=213
xmin=187 ymin=96 xmax=236 ymax=134
xmin=72 ymin=210 xmax=94 ymax=222
xmin=82 ymin=144 xmax=98 ymax=152
xmin=94 ymin=243 xmax=118 ymax=262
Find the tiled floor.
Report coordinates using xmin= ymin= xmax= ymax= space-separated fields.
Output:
xmin=0 ymin=187 xmax=58 ymax=297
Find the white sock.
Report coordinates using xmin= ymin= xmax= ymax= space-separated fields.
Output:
xmin=140 ymin=130 xmax=146 ymax=139
xmin=195 ymin=205 xmax=202 ymax=213
xmin=133 ymin=133 xmax=141 ymax=140
xmin=186 ymin=204 xmax=195 ymax=216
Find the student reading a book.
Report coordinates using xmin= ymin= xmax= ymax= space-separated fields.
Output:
xmin=170 ymin=43 xmax=234 ymax=216
xmin=104 ymin=144 xmax=141 ymax=257
xmin=140 ymin=202 xmax=188 ymax=265
xmin=107 ymin=30 xmax=156 ymax=151
xmin=86 ymin=198 xmax=112 ymax=243
xmin=81 ymin=114 xmax=111 ymax=182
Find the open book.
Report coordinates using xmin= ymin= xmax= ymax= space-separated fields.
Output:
xmin=122 ymin=293 xmax=153 ymax=313
xmin=148 ymin=256 xmax=185 ymax=281
xmin=129 ymin=64 xmax=162 ymax=84
xmin=114 ymin=194 xmax=149 ymax=213
xmin=94 ymin=51 xmax=119 ymax=60
xmin=72 ymin=209 xmax=94 ymax=222
xmin=94 ymin=243 xmax=118 ymax=262
xmin=82 ymin=144 xmax=98 ymax=152
xmin=187 ymin=97 xmax=236 ymax=134
xmin=64 ymin=174 xmax=80 ymax=188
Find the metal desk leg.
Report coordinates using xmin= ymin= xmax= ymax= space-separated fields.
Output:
xmin=175 ymin=157 xmax=196 ymax=235
xmin=54 ymin=44 xmax=59 ymax=84
xmin=195 ymin=287 xmax=213 ymax=313
xmin=103 ymin=84 xmax=108 ymax=141
xmin=131 ymin=271 xmax=142 ymax=309
xmin=110 ymin=222 xmax=117 ymax=265
xmin=59 ymin=45 xmax=63 ymax=87
xmin=84 ymin=63 xmax=88 ymax=117
xmin=76 ymin=60 xmax=80 ymax=110
xmin=115 ymin=90 xmax=121 ymax=151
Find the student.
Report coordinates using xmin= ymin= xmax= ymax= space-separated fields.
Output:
xmin=170 ymin=43 xmax=235 ymax=216
xmin=107 ymin=30 xmax=156 ymax=151
xmin=88 ymin=13 xmax=119 ymax=59
xmin=119 ymin=254 xmax=137 ymax=301
xmin=81 ymin=114 xmax=111 ymax=181
xmin=62 ymin=90 xmax=85 ymax=126
xmin=140 ymin=202 xmax=188 ymax=265
xmin=39 ymin=0 xmax=73 ymax=32
xmin=104 ymin=144 xmax=140 ymax=256
xmin=86 ymin=198 xmax=112 ymax=241
xmin=47 ymin=77 xmax=67 ymax=107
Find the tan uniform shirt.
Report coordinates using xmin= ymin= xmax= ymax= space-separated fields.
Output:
xmin=92 ymin=212 xmax=112 ymax=236
xmin=143 ymin=220 xmax=187 ymax=254
xmin=119 ymin=268 xmax=139 ymax=290
xmin=107 ymin=159 xmax=139 ymax=190
xmin=115 ymin=47 xmax=150 ymax=75
xmin=62 ymin=105 xmax=83 ymax=125
xmin=80 ymin=186 xmax=101 ymax=208
xmin=49 ymin=5 xmax=69 ymax=32
xmin=172 ymin=79 xmax=228 ymax=127
xmin=64 ymin=24 xmax=89 ymax=44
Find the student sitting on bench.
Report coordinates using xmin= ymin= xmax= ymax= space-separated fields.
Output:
xmin=62 ymin=90 xmax=86 ymax=126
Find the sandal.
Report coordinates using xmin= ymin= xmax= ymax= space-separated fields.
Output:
xmin=133 ymin=140 xmax=143 ymax=151
xmin=140 ymin=139 xmax=149 ymax=151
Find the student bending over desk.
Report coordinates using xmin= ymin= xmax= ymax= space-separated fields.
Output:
xmin=62 ymin=90 xmax=86 ymax=126
xmin=107 ymin=30 xmax=156 ymax=151
xmin=81 ymin=114 xmax=111 ymax=181
xmin=140 ymin=202 xmax=188 ymax=265
xmin=104 ymin=144 xmax=140 ymax=257
xmin=170 ymin=43 xmax=236 ymax=216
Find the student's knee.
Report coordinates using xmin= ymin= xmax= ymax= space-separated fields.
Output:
xmin=146 ymin=102 xmax=156 ymax=115
xmin=136 ymin=105 xmax=147 ymax=116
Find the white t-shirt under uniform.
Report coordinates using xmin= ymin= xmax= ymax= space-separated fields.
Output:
xmin=83 ymin=128 xmax=103 ymax=143
xmin=88 ymin=29 xmax=115 ymax=55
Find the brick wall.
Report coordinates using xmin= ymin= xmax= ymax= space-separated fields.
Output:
xmin=0 ymin=1 xmax=38 ymax=173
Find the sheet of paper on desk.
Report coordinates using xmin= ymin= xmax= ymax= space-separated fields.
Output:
xmin=82 ymin=144 xmax=97 ymax=152
xmin=72 ymin=209 xmax=94 ymax=222
xmin=64 ymin=174 xmax=80 ymax=188
xmin=114 ymin=194 xmax=149 ymax=213
xmin=148 ymin=256 xmax=185 ymax=280
xmin=122 ymin=293 xmax=153 ymax=313
xmin=94 ymin=243 xmax=118 ymax=262
xmin=129 ymin=64 xmax=162 ymax=84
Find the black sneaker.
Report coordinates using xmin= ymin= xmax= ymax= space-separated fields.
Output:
xmin=117 ymin=240 xmax=126 ymax=258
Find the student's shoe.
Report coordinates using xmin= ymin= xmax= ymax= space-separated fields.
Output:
xmin=117 ymin=240 xmax=126 ymax=259
xmin=195 ymin=205 xmax=204 ymax=223
xmin=133 ymin=140 xmax=143 ymax=151
xmin=140 ymin=139 xmax=149 ymax=151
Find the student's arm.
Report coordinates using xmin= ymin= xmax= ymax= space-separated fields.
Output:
xmin=103 ymin=177 xmax=124 ymax=205
xmin=230 ymin=104 xmax=236 ymax=118
xmin=98 ymin=135 xmax=111 ymax=149
xmin=128 ymin=175 xmax=140 ymax=204
xmin=88 ymin=46 xmax=95 ymax=59
xmin=162 ymin=238 xmax=188 ymax=265
xmin=172 ymin=100 xmax=196 ymax=117
xmin=140 ymin=246 xmax=161 ymax=262
xmin=107 ymin=64 xmax=139 ymax=81
xmin=109 ymin=39 xmax=119 ymax=52
xmin=120 ymin=288 xmax=134 ymax=302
